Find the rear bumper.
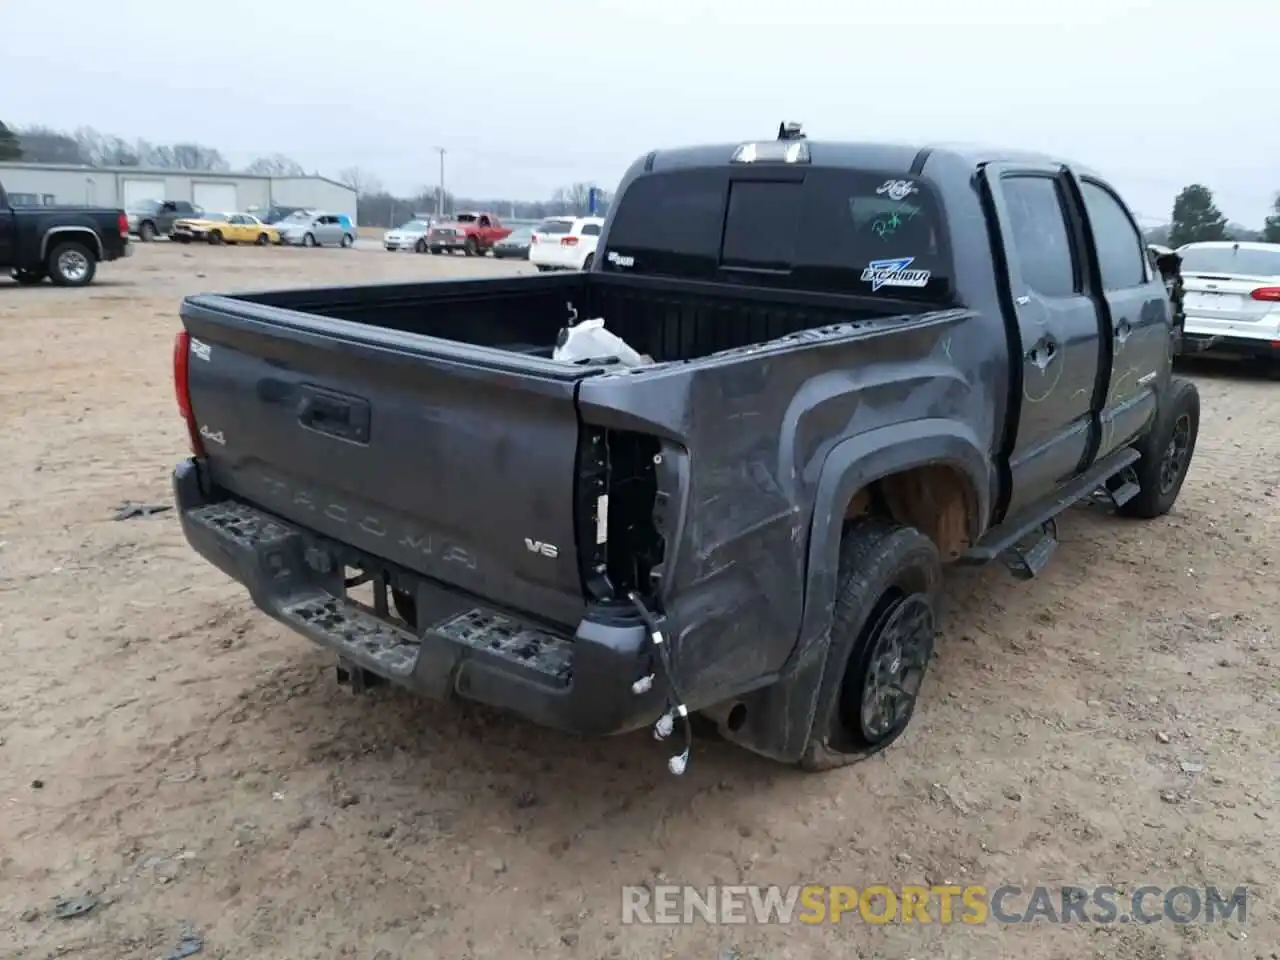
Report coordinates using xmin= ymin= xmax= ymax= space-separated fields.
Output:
xmin=172 ymin=458 xmax=665 ymax=737
xmin=1182 ymin=332 xmax=1280 ymax=361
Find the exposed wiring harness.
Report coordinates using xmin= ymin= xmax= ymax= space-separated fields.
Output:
xmin=628 ymin=590 xmax=692 ymax=775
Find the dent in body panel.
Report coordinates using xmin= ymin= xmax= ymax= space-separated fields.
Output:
xmin=657 ymin=313 xmax=987 ymax=705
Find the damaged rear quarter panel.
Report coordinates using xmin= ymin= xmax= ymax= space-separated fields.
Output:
xmin=576 ymin=308 xmax=995 ymax=705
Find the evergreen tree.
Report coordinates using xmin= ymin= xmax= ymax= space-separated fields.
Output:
xmin=1168 ymin=184 xmax=1228 ymax=247
xmin=1262 ymin=194 xmax=1280 ymax=245
xmin=0 ymin=121 xmax=21 ymax=161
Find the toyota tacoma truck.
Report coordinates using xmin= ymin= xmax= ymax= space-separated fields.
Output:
xmin=2 ymin=180 xmax=132 ymax=286
xmin=171 ymin=125 xmax=1198 ymax=774
xmin=426 ymin=211 xmax=512 ymax=256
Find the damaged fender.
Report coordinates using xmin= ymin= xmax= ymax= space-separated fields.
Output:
xmin=713 ymin=418 xmax=991 ymax=763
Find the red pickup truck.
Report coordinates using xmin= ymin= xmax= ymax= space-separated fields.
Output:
xmin=426 ymin=212 xmax=512 ymax=256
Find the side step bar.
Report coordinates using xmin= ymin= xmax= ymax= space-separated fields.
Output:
xmin=960 ymin=447 xmax=1142 ymax=576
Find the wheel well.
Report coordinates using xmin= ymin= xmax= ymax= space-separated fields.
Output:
xmin=43 ymin=228 xmax=102 ymax=261
xmin=844 ymin=464 xmax=976 ymax=561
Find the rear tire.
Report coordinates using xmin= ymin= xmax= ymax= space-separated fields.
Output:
xmin=13 ymin=268 xmax=46 ymax=285
xmin=800 ymin=518 xmax=941 ymax=771
xmin=581 ymin=253 xmax=595 ymax=271
xmin=255 ymin=233 xmax=269 ymax=246
xmin=139 ymin=221 xmax=157 ymax=242
xmin=1118 ymin=376 xmax=1200 ymax=519
xmin=46 ymin=241 xmax=97 ymax=287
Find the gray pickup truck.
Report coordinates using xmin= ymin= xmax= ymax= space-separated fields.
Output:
xmin=171 ymin=125 xmax=1198 ymax=774
xmin=127 ymin=199 xmax=202 ymax=241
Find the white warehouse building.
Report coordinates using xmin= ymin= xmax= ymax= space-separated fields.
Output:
xmin=0 ymin=162 xmax=357 ymax=223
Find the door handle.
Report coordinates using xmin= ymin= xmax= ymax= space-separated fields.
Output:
xmin=1027 ymin=337 xmax=1058 ymax=371
xmin=1114 ymin=320 xmax=1132 ymax=345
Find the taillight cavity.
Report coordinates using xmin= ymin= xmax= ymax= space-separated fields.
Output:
xmin=1250 ymin=286 xmax=1280 ymax=302
xmin=173 ymin=330 xmax=205 ymax=456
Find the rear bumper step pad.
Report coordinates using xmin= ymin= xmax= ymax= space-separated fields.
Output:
xmin=173 ymin=458 xmax=663 ymax=737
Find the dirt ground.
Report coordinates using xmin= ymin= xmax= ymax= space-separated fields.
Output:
xmin=1 ymin=242 xmax=1276 ymax=960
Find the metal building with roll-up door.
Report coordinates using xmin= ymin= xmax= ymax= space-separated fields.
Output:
xmin=0 ymin=162 xmax=357 ymax=224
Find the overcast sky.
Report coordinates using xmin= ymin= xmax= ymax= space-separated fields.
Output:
xmin=2 ymin=0 xmax=1274 ymax=225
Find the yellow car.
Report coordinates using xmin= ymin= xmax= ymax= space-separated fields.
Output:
xmin=170 ymin=212 xmax=280 ymax=246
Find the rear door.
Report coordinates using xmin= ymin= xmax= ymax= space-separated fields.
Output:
xmin=1075 ymin=176 xmax=1171 ymax=456
xmin=317 ymin=215 xmax=342 ymax=245
xmin=181 ymin=299 xmax=603 ymax=627
xmin=981 ymin=162 xmax=1106 ymax=519
xmin=1178 ymin=242 xmax=1280 ymax=340
xmin=579 ymin=221 xmax=602 ymax=266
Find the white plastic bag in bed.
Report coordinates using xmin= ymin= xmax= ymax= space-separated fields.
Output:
xmin=552 ymin=317 xmax=652 ymax=366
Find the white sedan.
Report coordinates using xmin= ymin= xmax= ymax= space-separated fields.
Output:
xmin=384 ymin=219 xmax=432 ymax=252
xmin=529 ymin=216 xmax=604 ymax=271
xmin=1178 ymin=241 xmax=1280 ymax=367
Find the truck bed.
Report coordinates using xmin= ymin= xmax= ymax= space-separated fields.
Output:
xmin=224 ymin=271 xmax=907 ymax=363
xmin=178 ymin=270 xmax=942 ymax=644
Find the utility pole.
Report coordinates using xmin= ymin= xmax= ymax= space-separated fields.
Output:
xmin=433 ymin=146 xmax=446 ymax=218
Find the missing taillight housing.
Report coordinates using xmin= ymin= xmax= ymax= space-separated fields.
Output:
xmin=172 ymin=330 xmax=205 ymax=456
xmin=576 ymin=427 xmax=665 ymax=603
xmin=1250 ymin=286 xmax=1280 ymax=302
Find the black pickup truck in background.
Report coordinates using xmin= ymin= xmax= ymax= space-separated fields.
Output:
xmin=1 ymin=181 xmax=132 ymax=285
xmin=171 ymin=126 xmax=1198 ymax=775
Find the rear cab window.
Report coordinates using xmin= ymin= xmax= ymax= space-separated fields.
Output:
xmin=601 ymin=167 xmax=953 ymax=301
xmin=536 ymin=219 xmax=573 ymax=235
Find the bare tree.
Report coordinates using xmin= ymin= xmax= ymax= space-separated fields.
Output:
xmin=247 ymin=154 xmax=306 ymax=177
xmin=74 ymin=127 xmax=140 ymax=166
xmin=14 ymin=125 xmax=87 ymax=164
xmin=338 ymin=166 xmax=382 ymax=196
xmin=550 ymin=182 xmax=611 ymax=216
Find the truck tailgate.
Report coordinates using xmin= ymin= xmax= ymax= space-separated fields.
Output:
xmin=180 ymin=296 xmax=600 ymax=628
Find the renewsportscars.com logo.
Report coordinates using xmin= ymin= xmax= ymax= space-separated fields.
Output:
xmin=620 ymin=884 xmax=1249 ymax=926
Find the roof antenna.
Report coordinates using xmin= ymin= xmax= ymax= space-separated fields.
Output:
xmin=777 ymin=121 xmax=805 ymax=141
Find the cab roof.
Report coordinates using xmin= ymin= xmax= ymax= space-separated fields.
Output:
xmin=644 ymin=139 xmax=1102 ymax=181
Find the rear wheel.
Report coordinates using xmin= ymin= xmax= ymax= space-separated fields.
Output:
xmin=139 ymin=221 xmax=157 ymax=242
xmin=46 ymin=241 xmax=97 ymax=287
xmin=1118 ymin=376 xmax=1200 ymax=519
xmin=255 ymin=233 xmax=269 ymax=246
xmin=12 ymin=268 xmax=46 ymax=285
xmin=801 ymin=519 xmax=941 ymax=771
xmin=581 ymin=253 xmax=595 ymax=271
